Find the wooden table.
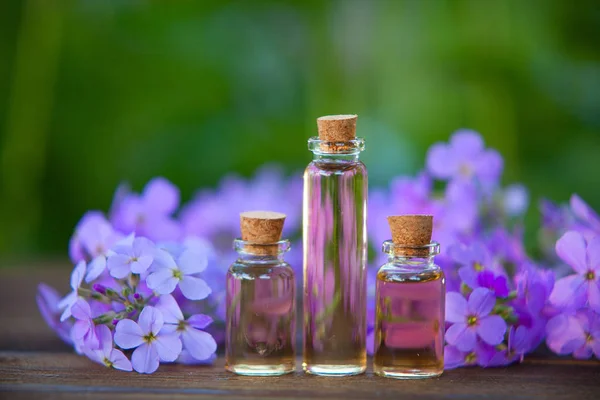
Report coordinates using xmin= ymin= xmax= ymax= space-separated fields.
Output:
xmin=1 ymin=264 xmax=599 ymax=399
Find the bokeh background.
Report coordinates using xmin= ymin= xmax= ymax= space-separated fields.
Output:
xmin=1 ymin=0 xmax=599 ymax=261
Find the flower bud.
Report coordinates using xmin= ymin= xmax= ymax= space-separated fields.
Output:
xmin=92 ymin=283 xmax=107 ymax=295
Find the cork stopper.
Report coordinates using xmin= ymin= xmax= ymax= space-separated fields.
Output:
xmin=240 ymin=211 xmax=286 ymax=255
xmin=317 ymin=115 xmax=357 ymax=142
xmin=387 ymin=215 xmax=433 ymax=257
xmin=316 ymin=114 xmax=357 ymax=152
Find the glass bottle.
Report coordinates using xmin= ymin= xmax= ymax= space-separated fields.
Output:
xmin=225 ymin=238 xmax=296 ymax=376
xmin=374 ymin=240 xmax=445 ymax=379
xmin=303 ymin=115 xmax=368 ymax=376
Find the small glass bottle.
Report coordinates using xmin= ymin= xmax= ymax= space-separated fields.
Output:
xmin=374 ymin=215 xmax=445 ymax=379
xmin=303 ymin=115 xmax=368 ymax=376
xmin=226 ymin=211 xmax=296 ymax=376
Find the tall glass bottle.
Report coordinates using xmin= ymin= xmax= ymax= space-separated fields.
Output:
xmin=303 ymin=115 xmax=368 ymax=376
xmin=374 ymin=215 xmax=445 ymax=379
xmin=226 ymin=211 xmax=296 ymax=376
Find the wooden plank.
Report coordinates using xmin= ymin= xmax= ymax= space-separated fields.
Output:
xmin=0 ymin=352 xmax=599 ymax=399
xmin=1 ymin=263 xmax=599 ymax=399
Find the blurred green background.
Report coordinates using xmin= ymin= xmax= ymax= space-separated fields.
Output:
xmin=1 ymin=0 xmax=599 ymax=259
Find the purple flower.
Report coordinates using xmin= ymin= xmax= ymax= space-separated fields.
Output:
xmin=114 ymin=306 xmax=182 ymax=374
xmin=502 ymin=184 xmax=529 ymax=217
xmin=445 ymin=288 xmax=507 ymax=351
xmin=156 ymin=294 xmax=217 ymax=361
xmin=444 ymin=341 xmax=501 ymax=369
xmin=180 ymin=165 xmax=302 ymax=252
xmin=450 ymin=242 xmax=506 ymax=292
xmin=58 ymin=261 xmax=86 ymax=321
xmin=69 ymin=212 xmax=121 ymax=263
xmin=570 ymin=311 xmax=600 ymax=359
xmin=147 ymin=248 xmax=211 ymax=300
xmin=546 ymin=311 xmax=600 ymax=358
xmin=36 ymin=283 xmax=72 ymax=344
xmin=111 ymin=177 xmax=181 ymax=242
xmin=85 ymin=325 xmax=132 ymax=371
xmin=107 ymin=237 xmax=155 ymax=279
xmin=426 ymin=129 xmax=503 ymax=186
xmin=570 ymin=194 xmax=600 ymax=239
xmin=71 ymin=299 xmax=99 ymax=350
xmin=475 ymin=270 xmax=510 ymax=298
xmin=549 ymin=231 xmax=600 ymax=312
xmin=515 ymin=264 xmax=555 ymax=316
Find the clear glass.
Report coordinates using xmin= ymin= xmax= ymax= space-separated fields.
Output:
xmin=374 ymin=241 xmax=445 ymax=379
xmin=225 ymin=239 xmax=296 ymax=376
xmin=303 ymin=137 xmax=368 ymax=376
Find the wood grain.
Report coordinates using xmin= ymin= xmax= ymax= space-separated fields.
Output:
xmin=1 ymin=262 xmax=599 ymax=399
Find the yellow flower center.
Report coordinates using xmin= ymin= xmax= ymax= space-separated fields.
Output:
xmin=467 ymin=315 xmax=478 ymax=326
xmin=459 ymin=163 xmax=473 ymax=177
xmin=585 ymin=270 xmax=596 ymax=281
xmin=177 ymin=320 xmax=188 ymax=332
xmin=173 ymin=269 xmax=183 ymax=280
xmin=103 ymin=357 xmax=113 ymax=368
xmin=474 ymin=262 xmax=484 ymax=272
xmin=465 ymin=352 xmax=476 ymax=363
xmin=143 ymin=332 xmax=156 ymax=344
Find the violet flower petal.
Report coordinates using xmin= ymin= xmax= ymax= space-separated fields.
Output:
xmin=86 ymin=256 xmax=107 ymax=283
xmin=131 ymin=343 xmax=159 ymax=374
xmin=588 ymin=236 xmax=600 ymax=270
xmin=549 ymin=274 xmax=587 ymax=310
xmin=588 ymin=281 xmax=600 ymax=313
xmin=178 ymin=250 xmax=208 ymax=275
xmin=138 ymin=306 xmax=163 ymax=335
xmin=71 ymin=261 xmax=86 ymax=290
xmin=446 ymin=323 xmax=476 ymax=351
xmin=146 ymin=269 xmax=179 ymax=294
xmin=155 ymin=294 xmax=184 ymax=324
xmin=468 ymin=287 xmax=496 ymax=317
xmin=181 ymin=329 xmax=217 ymax=361
xmin=143 ymin=177 xmax=180 ymax=215
xmin=477 ymin=315 xmax=506 ymax=346
xmin=444 ymin=345 xmax=465 ymax=369
xmin=179 ymin=275 xmax=211 ymax=300
xmin=154 ymin=333 xmax=182 ymax=362
xmin=96 ymin=325 xmax=113 ymax=354
xmin=187 ymin=314 xmax=213 ymax=330
xmin=114 ymin=320 xmax=144 ymax=349
xmin=446 ymin=292 xmax=468 ymax=323
xmin=109 ymin=348 xmax=133 ymax=372
xmin=107 ymin=254 xmax=132 ymax=279
xmin=131 ymin=255 xmax=154 ymax=274
xmin=426 ymin=143 xmax=454 ymax=179
xmin=555 ymin=231 xmax=587 ymax=274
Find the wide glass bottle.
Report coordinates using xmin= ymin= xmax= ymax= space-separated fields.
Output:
xmin=374 ymin=240 xmax=445 ymax=378
xmin=303 ymin=115 xmax=368 ymax=376
xmin=226 ymin=211 xmax=296 ymax=376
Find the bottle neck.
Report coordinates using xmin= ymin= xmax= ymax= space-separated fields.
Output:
xmin=233 ymin=238 xmax=290 ymax=265
xmin=236 ymin=252 xmax=286 ymax=264
xmin=386 ymin=254 xmax=436 ymax=268
xmin=312 ymin=152 xmax=360 ymax=162
xmin=382 ymin=240 xmax=440 ymax=269
xmin=307 ymin=137 xmax=365 ymax=163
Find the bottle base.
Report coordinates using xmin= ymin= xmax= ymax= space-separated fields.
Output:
xmin=226 ymin=363 xmax=295 ymax=376
xmin=303 ymin=363 xmax=366 ymax=376
xmin=374 ymin=367 xmax=443 ymax=379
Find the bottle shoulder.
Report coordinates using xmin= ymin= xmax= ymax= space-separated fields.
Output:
xmin=305 ymin=159 xmax=367 ymax=176
xmin=377 ymin=263 xmax=444 ymax=283
xmin=227 ymin=261 xmax=295 ymax=279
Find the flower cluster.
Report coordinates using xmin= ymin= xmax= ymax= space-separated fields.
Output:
xmin=38 ymin=178 xmax=218 ymax=373
xmin=367 ymin=129 xmax=598 ymax=367
xmin=38 ymin=130 xmax=600 ymax=372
